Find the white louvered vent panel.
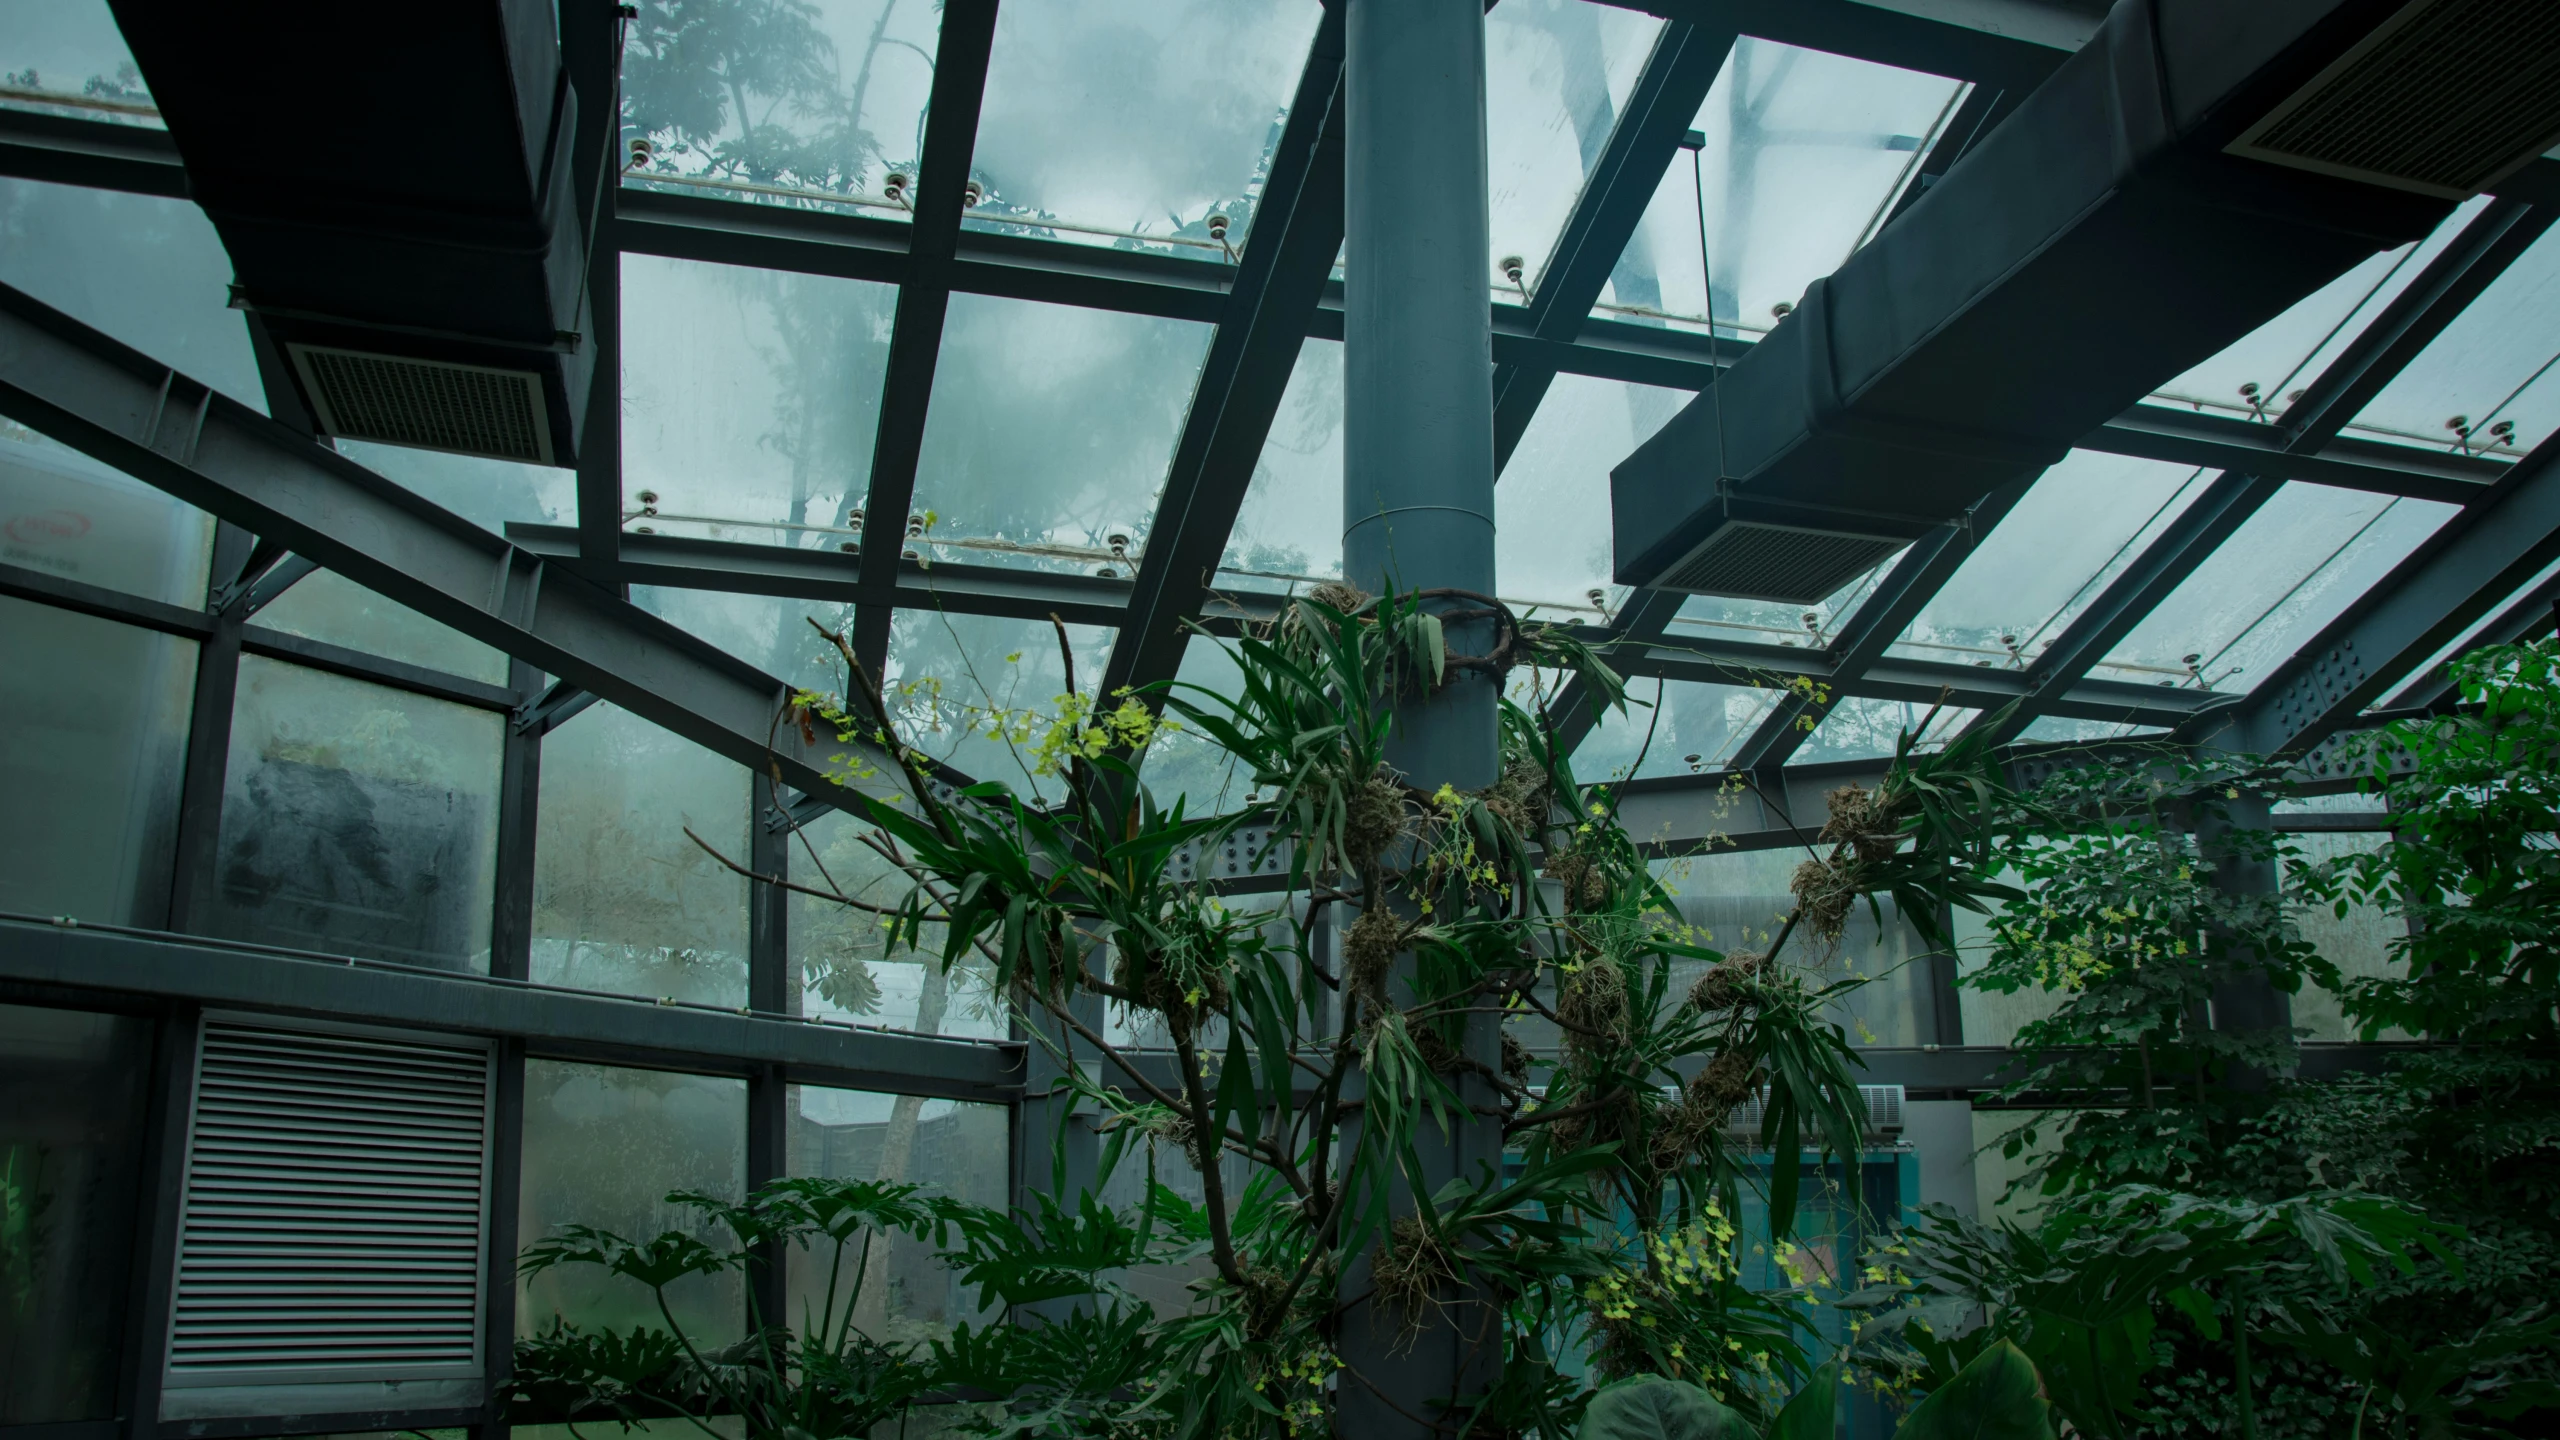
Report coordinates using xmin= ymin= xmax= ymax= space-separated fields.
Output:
xmin=168 ymin=1021 xmax=490 ymax=1383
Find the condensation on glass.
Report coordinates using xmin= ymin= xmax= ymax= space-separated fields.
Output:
xmin=518 ymin=1062 xmax=745 ymax=1345
xmin=905 ymin=295 xmax=1212 ymax=576
xmin=0 ymin=176 xmax=263 ymax=410
xmin=532 ymin=701 xmax=750 ymax=1007
xmin=789 ymin=807 xmax=1004 ymax=1042
xmin=0 ymin=595 xmax=194 ymax=928
xmin=252 ymin=569 xmax=511 ymax=687
xmin=617 ymin=0 xmax=940 ymax=218
xmin=2285 ymin=829 xmax=2414 ymax=1043
xmin=0 ymin=423 xmax=212 ymax=606
xmin=967 ymin=0 xmax=1324 ymax=259
xmin=784 ymin=1084 xmax=1007 ymax=1341
xmin=202 ymin=657 xmax=502 ymax=970
xmin=0 ymin=1002 xmax=152 ymax=1424
xmin=618 ymin=253 xmax=896 ymax=541
xmin=1223 ymin=337 xmax=1342 ymax=593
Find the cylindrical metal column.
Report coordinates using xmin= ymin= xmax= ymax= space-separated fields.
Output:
xmin=1339 ymin=1 xmax=1503 ymax=1433
xmin=1343 ymin=0 xmax=1500 ymax=792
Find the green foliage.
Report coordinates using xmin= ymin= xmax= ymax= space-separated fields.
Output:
xmin=1576 ymin=1373 xmax=1759 ymax=1440
xmin=1890 ymin=1341 xmax=2056 ymax=1440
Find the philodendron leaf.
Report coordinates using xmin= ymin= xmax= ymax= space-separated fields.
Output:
xmin=1768 ymin=1362 xmax=1840 ymax=1440
xmin=1577 ymin=1374 xmax=1757 ymax=1440
xmin=1894 ymin=1340 xmax=2057 ymax=1440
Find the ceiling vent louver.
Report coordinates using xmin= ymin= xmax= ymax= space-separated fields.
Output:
xmin=288 ymin=344 xmax=556 ymax=465
xmin=1653 ymin=522 xmax=1908 ymax=605
xmin=164 ymin=1017 xmax=490 ymax=1411
xmin=2228 ymin=0 xmax=2560 ymax=199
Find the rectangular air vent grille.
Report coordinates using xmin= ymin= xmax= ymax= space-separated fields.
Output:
xmin=1656 ymin=521 xmax=1906 ymax=604
xmin=167 ymin=1019 xmax=490 ymax=1384
xmin=1724 ymin=1084 xmax=1906 ymax=1143
xmin=289 ymin=344 xmax=554 ymax=464
xmin=2229 ymin=0 xmax=2560 ymax=198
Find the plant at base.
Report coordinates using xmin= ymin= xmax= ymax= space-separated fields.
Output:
xmin=510 ymin=1177 xmax=961 ymax=1440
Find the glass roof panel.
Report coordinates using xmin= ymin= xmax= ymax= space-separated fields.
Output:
xmin=340 ymin=440 xmax=575 ymax=537
xmin=0 ymin=0 xmax=156 ymax=127
xmin=1572 ymin=678 xmax=1782 ymax=783
xmin=1795 ymin=696 xmax=1978 ymax=764
xmin=255 ymin=570 xmax=510 ymax=686
xmin=620 ymin=0 xmax=939 ymax=218
xmin=1664 ymin=556 xmax=1904 ymax=652
xmin=882 ymin=609 xmax=1115 ymax=802
xmin=965 ymin=0 xmax=1323 ymax=260
xmin=0 ymin=421 xmax=211 ymax=607
xmin=0 ymin=176 xmax=262 ymax=411
xmin=909 ymin=294 xmax=1213 ymax=574
xmin=1141 ymin=637 xmax=1255 ymax=813
xmin=634 ymin=587 xmax=857 ymax=694
xmin=1598 ymin=38 xmax=1966 ymax=335
xmin=1890 ymin=450 xmax=2213 ymax=674
xmin=620 ymin=252 xmax=894 ymax=541
xmin=2349 ymin=221 xmax=2560 ymax=459
xmin=1497 ymin=373 xmax=1689 ymax=619
xmin=1488 ymin=0 xmax=1664 ymax=296
xmin=2017 ymin=716 xmax=2172 ymax=745
xmin=1223 ymin=337 xmax=1342 ymax=592
xmin=2150 ymin=195 xmax=2490 ymax=428
xmin=2103 ymin=483 xmax=2460 ymax=692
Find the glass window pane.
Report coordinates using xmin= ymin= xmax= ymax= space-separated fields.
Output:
xmin=0 ymin=0 xmax=155 ymax=126
xmin=1571 ymin=677 xmax=1782 ymax=783
xmin=880 ymin=609 xmax=1115 ymax=801
xmin=2350 ymin=221 xmax=2560 ymax=457
xmin=1496 ymin=373 xmax=1689 ymax=616
xmin=788 ymin=807 xmax=1007 ymax=1041
xmin=533 ymin=702 xmax=750 ymax=1007
xmin=1650 ymin=851 xmax=1945 ymax=1048
xmin=2151 ymin=195 xmax=2491 ymax=426
xmin=0 ymin=177 xmax=263 ymax=410
xmin=2286 ymin=831 xmax=2412 ymax=1043
xmin=0 ymin=595 xmax=194 ymax=927
xmin=1796 ymin=695 xmax=1979 ymax=764
xmin=620 ymin=254 xmax=895 ymax=536
xmin=966 ymin=0 xmax=1323 ymax=259
xmin=1222 ymin=337 xmax=1342 ymax=593
xmin=2102 ymin=484 xmax=2459 ymax=692
xmin=1601 ymin=39 xmax=1965 ymax=334
xmin=785 ymin=1085 xmax=1007 ymax=1340
xmin=252 ymin=569 xmax=511 ymax=686
xmin=634 ymin=585 xmax=858 ymax=694
xmin=619 ymin=0 xmax=939 ymax=219
xmin=0 ymin=1003 xmax=152 ymax=1424
xmin=1666 ymin=554 xmax=1903 ymax=650
xmin=204 ymin=657 xmax=502 ymax=970
xmin=1140 ymin=636 xmax=1255 ymax=813
xmin=1890 ymin=450 xmax=2213 ymax=673
xmin=908 ymin=295 xmax=1212 ymax=574
xmin=339 ymin=439 xmax=575 ymax=538
xmin=1487 ymin=0 xmax=1664 ymax=295
xmin=518 ymin=1062 xmax=745 ymax=1344
xmin=1 ymin=423 xmax=213 ymax=605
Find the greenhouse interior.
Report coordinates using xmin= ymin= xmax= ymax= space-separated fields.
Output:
xmin=1 ymin=0 xmax=2557 ymax=1436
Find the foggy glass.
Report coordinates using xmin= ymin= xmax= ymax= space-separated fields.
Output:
xmin=0 ymin=595 xmax=194 ymax=928
xmin=0 ymin=422 xmax=212 ymax=606
xmin=1572 ymin=676 xmax=1781 ymax=783
xmin=337 ymin=439 xmax=575 ymax=539
xmin=203 ymin=657 xmax=502 ymax=971
xmin=253 ymin=569 xmax=511 ymax=686
xmin=532 ymin=702 xmax=750 ymax=1008
xmin=0 ymin=176 xmax=263 ymax=410
xmin=0 ymin=1002 xmax=151 ymax=1423
xmin=0 ymin=0 xmax=155 ymax=123
xmin=788 ymin=807 xmax=1005 ymax=1042
xmin=784 ymin=1085 xmax=1006 ymax=1344
xmin=518 ymin=1062 xmax=745 ymax=1345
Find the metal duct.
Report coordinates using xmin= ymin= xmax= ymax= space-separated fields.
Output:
xmin=106 ymin=0 xmax=593 ymax=464
xmin=1613 ymin=0 xmax=2473 ymax=602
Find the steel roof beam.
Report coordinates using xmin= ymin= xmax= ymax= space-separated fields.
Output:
xmin=2379 ymin=566 xmax=2560 ymax=712
xmin=843 ymin=0 xmax=1001 ymax=672
xmin=1100 ymin=9 xmax=1346 ymax=700
xmin=1490 ymin=19 xmax=1736 ymax=473
xmin=0 ymin=278 xmax=925 ymax=811
xmin=2218 ymin=429 xmax=2560 ymax=757
xmin=1603 ymin=0 xmax=2091 ymax=91
xmin=1970 ymin=198 xmax=2556 ymax=746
